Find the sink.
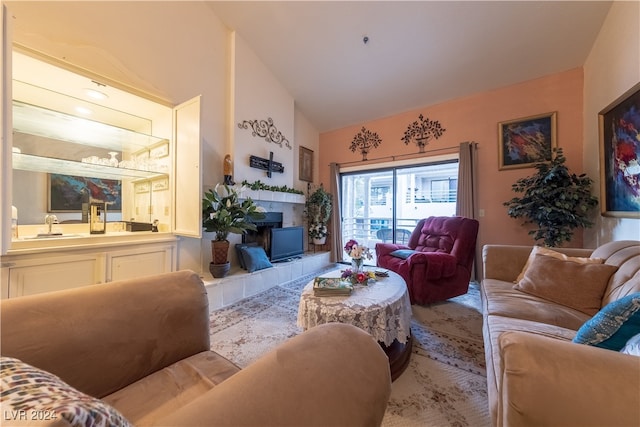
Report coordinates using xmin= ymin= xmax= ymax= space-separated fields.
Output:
xmin=24 ymin=233 xmax=83 ymax=240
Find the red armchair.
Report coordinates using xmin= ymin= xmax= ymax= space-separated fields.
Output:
xmin=375 ymin=216 xmax=479 ymax=305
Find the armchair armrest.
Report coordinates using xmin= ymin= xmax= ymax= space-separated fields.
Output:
xmin=375 ymin=242 xmax=410 ymax=258
xmin=407 ymin=251 xmax=457 ymax=279
xmin=158 ymin=323 xmax=392 ymax=426
xmin=499 ymin=331 xmax=640 ymax=427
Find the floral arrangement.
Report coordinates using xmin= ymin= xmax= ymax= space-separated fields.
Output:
xmin=341 ymin=268 xmax=376 ymax=285
xmin=344 ymin=239 xmax=373 ymax=260
xmin=309 ymin=223 xmax=328 ymax=239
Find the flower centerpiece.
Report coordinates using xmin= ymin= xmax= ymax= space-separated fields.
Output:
xmin=341 ymin=268 xmax=376 ymax=285
xmin=344 ymin=239 xmax=373 ymax=273
xmin=203 ymin=184 xmax=266 ymax=277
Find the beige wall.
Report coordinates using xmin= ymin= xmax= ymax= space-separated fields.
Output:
xmin=583 ymin=0 xmax=640 ymax=246
xmin=320 ymin=68 xmax=586 ymax=253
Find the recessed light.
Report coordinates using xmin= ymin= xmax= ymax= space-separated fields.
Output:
xmin=75 ymin=106 xmax=92 ymax=115
xmin=83 ymin=88 xmax=108 ymax=100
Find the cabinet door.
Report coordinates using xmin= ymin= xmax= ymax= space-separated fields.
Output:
xmin=107 ymin=244 xmax=175 ymax=282
xmin=8 ymin=256 xmax=104 ymax=297
xmin=173 ymin=96 xmax=202 ymax=238
xmin=0 ymin=5 xmax=13 ymax=255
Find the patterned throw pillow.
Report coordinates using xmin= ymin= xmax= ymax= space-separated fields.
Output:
xmin=573 ymin=293 xmax=640 ymax=351
xmin=1 ymin=357 xmax=132 ymax=427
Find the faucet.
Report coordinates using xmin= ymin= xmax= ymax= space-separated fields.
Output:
xmin=44 ymin=214 xmax=58 ymax=234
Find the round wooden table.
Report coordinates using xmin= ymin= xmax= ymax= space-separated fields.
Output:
xmin=297 ymin=269 xmax=412 ymax=381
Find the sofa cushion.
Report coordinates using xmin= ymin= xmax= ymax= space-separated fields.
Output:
xmin=514 ymin=253 xmax=618 ymax=316
xmin=239 ymin=246 xmax=273 ymax=273
xmin=102 ymin=351 xmax=240 ymax=426
xmin=572 ymin=292 xmax=640 ymax=351
xmin=515 ymin=246 xmax=604 ymax=282
xmin=1 ymin=356 xmax=132 ymax=427
xmin=235 ymin=242 xmax=259 ymax=269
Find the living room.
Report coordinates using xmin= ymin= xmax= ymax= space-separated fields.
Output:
xmin=1 ymin=1 xmax=639 ymax=426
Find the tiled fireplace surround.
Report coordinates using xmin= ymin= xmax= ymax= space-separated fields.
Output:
xmin=200 ymin=190 xmax=333 ymax=311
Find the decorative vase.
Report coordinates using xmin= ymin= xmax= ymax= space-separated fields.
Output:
xmin=211 ymin=240 xmax=230 ymax=265
xmin=313 ymin=236 xmax=327 ymax=245
xmin=209 ymin=261 xmax=230 ymax=278
xmin=351 ymin=258 xmax=364 ymax=273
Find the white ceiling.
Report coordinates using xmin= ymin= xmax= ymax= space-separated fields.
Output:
xmin=207 ymin=1 xmax=612 ymax=132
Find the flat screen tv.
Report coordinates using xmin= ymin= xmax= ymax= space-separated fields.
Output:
xmin=270 ymin=226 xmax=304 ymax=262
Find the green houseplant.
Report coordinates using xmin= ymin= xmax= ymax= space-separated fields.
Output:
xmin=203 ymin=184 xmax=265 ymax=277
xmin=503 ymin=148 xmax=598 ymax=247
xmin=305 ymin=185 xmax=332 ymax=244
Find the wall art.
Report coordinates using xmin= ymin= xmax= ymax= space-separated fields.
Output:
xmin=299 ymin=146 xmax=313 ymax=182
xmin=238 ymin=117 xmax=292 ymax=150
xmin=498 ymin=112 xmax=557 ymax=170
xmin=401 ymin=114 xmax=446 ymax=152
xmin=49 ymin=174 xmax=121 ymax=212
xmin=599 ymin=82 xmax=640 ymax=218
xmin=350 ymin=127 xmax=382 ymax=161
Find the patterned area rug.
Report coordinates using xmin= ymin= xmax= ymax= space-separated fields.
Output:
xmin=209 ymin=266 xmax=490 ymax=427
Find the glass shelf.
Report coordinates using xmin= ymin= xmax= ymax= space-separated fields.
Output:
xmin=13 ymin=153 xmax=167 ymax=181
xmin=13 ymin=101 xmax=167 ymax=153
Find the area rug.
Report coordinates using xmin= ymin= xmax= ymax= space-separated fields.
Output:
xmin=209 ymin=266 xmax=490 ymax=427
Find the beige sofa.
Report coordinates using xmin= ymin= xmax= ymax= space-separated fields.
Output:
xmin=1 ymin=270 xmax=391 ymax=426
xmin=481 ymin=240 xmax=640 ymax=427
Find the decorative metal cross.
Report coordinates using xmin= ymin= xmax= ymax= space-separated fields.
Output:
xmin=249 ymin=152 xmax=284 ymax=178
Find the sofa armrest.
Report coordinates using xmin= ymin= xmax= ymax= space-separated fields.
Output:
xmin=499 ymin=331 xmax=640 ymax=427
xmin=157 ymin=323 xmax=392 ymax=426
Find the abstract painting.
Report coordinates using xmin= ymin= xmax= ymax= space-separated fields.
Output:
xmin=599 ymin=82 xmax=640 ymax=218
xmin=498 ymin=112 xmax=557 ymax=170
xmin=49 ymin=174 xmax=121 ymax=212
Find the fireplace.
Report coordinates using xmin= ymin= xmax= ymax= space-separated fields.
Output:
xmin=243 ymin=212 xmax=283 ymax=258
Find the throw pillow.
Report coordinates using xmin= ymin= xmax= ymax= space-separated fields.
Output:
xmin=514 ymin=253 xmax=618 ymax=316
xmin=389 ymin=249 xmax=417 ymax=260
xmin=240 ymin=246 xmax=273 ymax=273
xmin=515 ymin=246 xmax=604 ymax=283
xmin=0 ymin=357 xmax=132 ymax=427
xmin=235 ymin=242 xmax=259 ymax=270
xmin=621 ymin=333 xmax=640 ymax=356
xmin=573 ymin=292 xmax=640 ymax=351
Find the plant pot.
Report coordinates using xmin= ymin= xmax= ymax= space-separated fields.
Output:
xmin=211 ymin=240 xmax=230 ymax=265
xmin=313 ymin=236 xmax=327 ymax=245
xmin=209 ymin=261 xmax=230 ymax=278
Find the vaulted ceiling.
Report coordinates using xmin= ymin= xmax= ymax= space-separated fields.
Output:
xmin=207 ymin=1 xmax=612 ymax=132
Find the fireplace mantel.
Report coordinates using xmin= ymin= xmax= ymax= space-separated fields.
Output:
xmin=241 ymin=189 xmax=305 ymax=204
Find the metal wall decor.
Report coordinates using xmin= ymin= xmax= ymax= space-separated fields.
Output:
xmin=401 ymin=114 xmax=446 ymax=153
xmin=350 ymin=127 xmax=382 ymax=161
xmin=238 ymin=117 xmax=292 ymax=150
xmin=250 ymin=152 xmax=284 ymax=178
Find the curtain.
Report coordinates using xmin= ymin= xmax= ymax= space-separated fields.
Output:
xmin=456 ymin=141 xmax=479 ymax=280
xmin=329 ymin=162 xmax=343 ymax=263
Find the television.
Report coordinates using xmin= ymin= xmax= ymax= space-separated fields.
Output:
xmin=270 ymin=226 xmax=304 ymax=262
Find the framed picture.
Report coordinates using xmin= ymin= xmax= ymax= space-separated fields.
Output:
xmin=599 ymin=82 xmax=640 ymax=218
xmin=299 ymin=146 xmax=314 ymax=182
xmin=49 ymin=174 xmax=121 ymax=212
xmin=498 ymin=112 xmax=557 ymax=170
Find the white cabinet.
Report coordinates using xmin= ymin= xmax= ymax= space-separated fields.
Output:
xmin=1 ymin=239 xmax=177 ymax=298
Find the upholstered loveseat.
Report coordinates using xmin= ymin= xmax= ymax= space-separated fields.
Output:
xmin=1 ymin=270 xmax=392 ymax=426
xmin=481 ymin=240 xmax=640 ymax=427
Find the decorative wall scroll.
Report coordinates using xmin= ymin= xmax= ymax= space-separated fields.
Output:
xmin=350 ymin=127 xmax=382 ymax=161
xmin=498 ymin=112 xmax=556 ymax=170
xmin=401 ymin=114 xmax=446 ymax=153
xmin=238 ymin=117 xmax=292 ymax=150
xmin=599 ymin=82 xmax=640 ymax=218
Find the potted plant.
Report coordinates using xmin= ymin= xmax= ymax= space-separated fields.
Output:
xmin=503 ymin=147 xmax=598 ymax=247
xmin=203 ymin=184 xmax=266 ymax=277
xmin=305 ymin=185 xmax=332 ymax=245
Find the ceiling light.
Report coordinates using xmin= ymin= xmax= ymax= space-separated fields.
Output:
xmin=75 ymin=106 xmax=92 ymax=115
xmin=83 ymin=88 xmax=108 ymax=101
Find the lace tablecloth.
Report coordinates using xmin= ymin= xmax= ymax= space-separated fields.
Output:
xmin=296 ymin=269 xmax=412 ymax=346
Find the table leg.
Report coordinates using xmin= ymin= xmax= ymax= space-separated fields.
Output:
xmin=379 ymin=329 xmax=412 ymax=382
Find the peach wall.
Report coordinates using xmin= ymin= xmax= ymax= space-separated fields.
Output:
xmin=319 ymin=68 xmax=587 ymax=252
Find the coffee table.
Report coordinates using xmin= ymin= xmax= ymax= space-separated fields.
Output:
xmin=297 ymin=268 xmax=412 ymax=381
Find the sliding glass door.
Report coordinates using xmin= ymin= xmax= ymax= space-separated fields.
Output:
xmin=341 ymin=160 xmax=458 ymax=264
